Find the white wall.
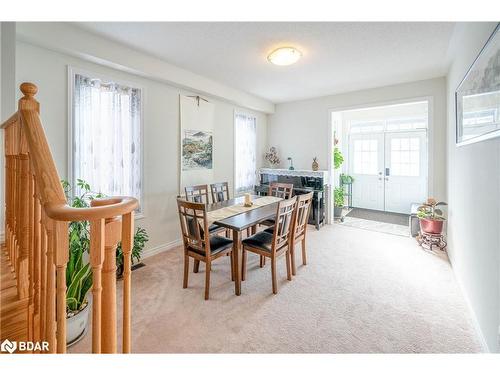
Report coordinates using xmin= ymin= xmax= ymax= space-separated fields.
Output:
xmin=0 ymin=22 xmax=17 ymax=241
xmin=446 ymin=22 xmax=500 ymax=352
xmin=267 ymin=77 xmax=447 ymax=200
xmin=15 ymin=41 xmax=268 ymax=256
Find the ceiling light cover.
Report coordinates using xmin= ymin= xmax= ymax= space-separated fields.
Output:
xmin=267 ymin=47 xmax=302 ymax=66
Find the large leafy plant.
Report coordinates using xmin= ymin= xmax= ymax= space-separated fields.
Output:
xmin=334 ymin=187 xmax=345 ymax=208
xmin=417 ymin=198 xmax=447 ymax=220
xmin=63 ymin=179 xmax=103 ymax=314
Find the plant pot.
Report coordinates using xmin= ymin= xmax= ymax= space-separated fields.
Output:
xmin=419 ymin=218 xmax=444 ymax=234
xmin=334 ymin=206 xmax=343 ymax=218
xmin=66 ymin=298 xmax=91 ymax=346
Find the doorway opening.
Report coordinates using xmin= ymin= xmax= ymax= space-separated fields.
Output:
xmin=330 ymin=100 xmax=429 ymax=236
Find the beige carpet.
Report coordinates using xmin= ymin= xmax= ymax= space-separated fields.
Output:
xmin=70 ymin=224 xmax=482 ymax=353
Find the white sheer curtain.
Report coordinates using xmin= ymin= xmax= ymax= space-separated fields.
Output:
xmin=73 ymin=73 xmax=142 ymax=203
xmin=234 ymin=113 xmax=257 ymax=194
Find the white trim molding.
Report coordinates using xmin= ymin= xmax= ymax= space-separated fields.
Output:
xmin=259 ymin=168 xmax=329 ymax=180
xmin=141 ymin=238 xmax=182 ymax=260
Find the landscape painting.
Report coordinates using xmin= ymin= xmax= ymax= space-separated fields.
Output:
xmin=456 ymin=24 xmax=500 ymax=145
xmin=182 ymin=130 xmax=213 ymax=170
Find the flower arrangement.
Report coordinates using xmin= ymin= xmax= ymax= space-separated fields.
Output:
xmin=265 ymin=146 xmax=280 ymax=167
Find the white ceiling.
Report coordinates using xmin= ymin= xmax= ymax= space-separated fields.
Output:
xmin=75 ymin=22 xmax=456 ymax=103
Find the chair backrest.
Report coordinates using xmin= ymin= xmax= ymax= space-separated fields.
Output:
xmin=292 ymin=192 xmax=313 ymax=241
xmin=272 ymin=196 xmax=297 ymax=253
xmin=185 ymin=184 xmax=210 ymax=203
xmin=177 ymin=199 xmax=210 ymax=255
xmin=210 ymin=182 xmax=230 ymax=203
xmin=269 ymin=182 xmax=294 ymax=199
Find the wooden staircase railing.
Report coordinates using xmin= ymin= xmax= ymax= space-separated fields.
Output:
xmin=0 ymin=83 xmax=138 ymax=353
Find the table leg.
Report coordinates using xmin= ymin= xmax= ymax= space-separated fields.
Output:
xmin=232 ymin=229 xmax=241 ymax=296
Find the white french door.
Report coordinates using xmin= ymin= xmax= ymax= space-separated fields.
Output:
xmin=349 ymin=133 xmax=385 ymax=211
xmin=384 ymin=131 xmax=427 ymax=214
xmin=349 ymin=130 xmax=427 ymax=214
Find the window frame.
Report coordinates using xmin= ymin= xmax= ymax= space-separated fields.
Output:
xmin=233 ymin=110 xmax=257 ymax=196
xmin=67 ymin=66 xmax=146 ymax=218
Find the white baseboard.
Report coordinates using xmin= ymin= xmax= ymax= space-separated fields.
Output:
xmin=449 ymin=253 xmax=491 ymax=352
xmin=141 ymin=238 xmax=182 ymax=260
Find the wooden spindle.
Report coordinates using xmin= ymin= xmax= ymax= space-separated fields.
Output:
xmin=101 ymin=218 xmax=121 ymax=353
xmin=45 ymin=219 xmax=56 ymax=353
xmin=27 ymin=163 xmax=35 ymax=344
xmin=54 ymin=221 xmax=68 ymax=354
xmin=33 ymin=184 xmax=42 ymax=343
xmin=17 ymin=153 xmax=30 ymax=299
xmin=90 ymin=219 xmax=105 ymax=353
xmin=121 ymin=212 xmax=134 ymax=353
xmin=40 ymin=216 xmax=47 ymax=341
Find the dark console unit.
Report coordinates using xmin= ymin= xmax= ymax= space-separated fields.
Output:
xmin=255 ymin=169 xmax=329 ymax=230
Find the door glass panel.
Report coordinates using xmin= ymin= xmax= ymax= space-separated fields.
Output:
xmin=390 ymin=137 xmax=420 ymax=177
xmin=353 ymin=139 xmax=378 ymax=175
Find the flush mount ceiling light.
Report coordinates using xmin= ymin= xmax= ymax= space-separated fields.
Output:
xmin=267 ymin=47 xmax=302 ymax=66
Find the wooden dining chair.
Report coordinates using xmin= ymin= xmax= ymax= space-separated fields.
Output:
xmin=210 ymin=182 xmax=230 ymax=203
xmin=184 ymin=184 xmax=227 ymax=236
xmin=289 ymin=192 xmax=313 ymax=275
xmin=241 ymin=196 xmax=297 ymax=294
xmin=177 ymin=199 xmax=234 ymax=300
xmin=185 ymin=184 xmax=210 ymax=203
xmin=268 ymin=182 xmax=294 ymax=199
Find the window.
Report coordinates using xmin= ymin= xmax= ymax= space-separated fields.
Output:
xmin=234 ymin=113 xmax=257 ymax=194
xmin=391 ymin=137 xmax=420 ymax=177
xmin=71 ymin=71 xmax=142 ymax=207
xmin=353 ymin=139 xmax=378 ymax=175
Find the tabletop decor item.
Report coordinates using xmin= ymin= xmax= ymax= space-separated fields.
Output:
xmin=244 ymin=193 xmax=253 ymax=207
xmin=264 ymin=146 xmax=281 ymax=167
xmin=312 ymin=157 xmax=319 ymax=171
xmin=456 ymin=24 xmax=500 ymax=145
xmin=287 ymin=157 xmax=295 ymax=170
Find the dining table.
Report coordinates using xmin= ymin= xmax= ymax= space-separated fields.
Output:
xmin=206 ymin=195 xmax=281 ymax=296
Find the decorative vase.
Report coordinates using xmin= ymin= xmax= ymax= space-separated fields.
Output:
xmin=419 ymin=218 xmax=444 ymax=234
xmin=312 ymin=157 xmax=319 ymax=171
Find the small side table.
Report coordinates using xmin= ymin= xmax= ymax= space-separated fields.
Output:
xmin=416 ymin=231 xmax=447 ymax=251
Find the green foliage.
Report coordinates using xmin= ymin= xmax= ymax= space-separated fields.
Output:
xmin=340 ymin=173 xmax=354 ymax=185
xmin=116 ymin=227 xmax=149 ymax=268
xmin=417 ymin=198 xmax=447 ymax=220
xmin=62 ymin=179 xmax=148 ymax=313
xmin=334 ymin=187 xmax=345 ymax=207
xmin=333 ymin=147 xmax=344 ymax=170
xmin=63 ymin=179 xmax=103 ymax=313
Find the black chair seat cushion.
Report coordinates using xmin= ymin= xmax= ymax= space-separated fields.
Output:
xmin=260 ymin=218 xmax=275 ymax=227
xmin=189 ymin=235 xmax=233 ymax=256
xmin=263 ymin=227 xmax=274 ymax=234
xmin=242 ymin=231 xmax=274 ymax=253
xmin=209 ymin=224 xmax=224 ymax=233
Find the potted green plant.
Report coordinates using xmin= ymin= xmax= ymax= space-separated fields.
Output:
xmin=340 ymin=173 xmax=354 ymax=185
xmin=333 ymin=147 xmax=344 ymax=169
xmin=62 ymin=179 xmax=102 ymax=345
xmin=417 ymin=198 xmax=448 ymax=234
xmin=334 ymin=187 xmax=345 ymax=218
xmin=62 ymin=179 xmax=149 ymax=345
